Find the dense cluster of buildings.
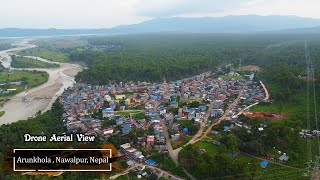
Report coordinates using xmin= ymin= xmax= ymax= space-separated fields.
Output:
xmin=59 ymin=71 xmax=268 ymax=169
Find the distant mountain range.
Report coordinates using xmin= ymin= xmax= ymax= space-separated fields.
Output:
xmin=1 ymin=15 xmax=320 ymax=37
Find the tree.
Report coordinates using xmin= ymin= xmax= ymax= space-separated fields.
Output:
xmin=221 ymin=134 xmax=238 ymax=152
xmin=148 ymin=173 xmax=158 ymax=180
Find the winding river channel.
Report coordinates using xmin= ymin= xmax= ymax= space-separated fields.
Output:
xmin=0 ymin=39 xmax=82 ymax=125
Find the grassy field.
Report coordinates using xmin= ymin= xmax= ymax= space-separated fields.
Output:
xmin=114 ymin=173 xmax=140 ymax=180
xmin=194 ymin=141 xmax=219 ymax=155
xmin=172 ymin=136 xmax=192 ymax=149
xmin=0 ymin=111 xmax=5 ymax=117
xmin=219 ymin=74 xmax=244 ymax=80
xmin=0 ymin=70 xmax=48 ymax=97
xmin=19 ymin=48 xmax=69 ymax=62
xmin=189 ymin=137 xmax=308 ymax=179
xmin=231 ymin=154 xmax=308 ymax=180
xmin=252 ymin=88 xmax=310 ymax=127
xmin=0 ymin=100 xmax=7 ymax=107
xmin=116 ymin=111 xmax=143 ymax=117
xmin=11 ymin=55 xmax=59 ymax=68
xmin=237 ymin=65 xmax=261 ymax=72
xmin=33 ymin=37 xmax=88 ymax=49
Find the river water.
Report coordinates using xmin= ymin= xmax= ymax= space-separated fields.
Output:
xmin=0 ymin=39 xmax=82 ymax=125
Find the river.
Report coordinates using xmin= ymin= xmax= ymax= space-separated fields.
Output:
xmin=0 ymin=39 xmax=82 ymax=125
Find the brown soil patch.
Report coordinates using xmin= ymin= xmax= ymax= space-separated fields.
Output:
xmin=237 ymin=65 xmax=261 ymax=72
xmin=243 ymin=112 xmax=285 ymax=121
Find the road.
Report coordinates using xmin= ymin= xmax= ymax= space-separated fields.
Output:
xmin=0 ymin=39 xmax=82 ymax=125
xmin=109 ymin=166 xmax=136 ymax=179
xmin=260 ymin=80 xmax=270 ymax=101
xmin=163 ymin=83 xmax=247 ymax=180
xmin=241 ymin=152 xmax=304 ymax=171
xmin=236 ymin=80 xmax=269 ymax=116
xmin=158 ymin=82 xmax=246 ymax=180
xmin=200 ymin=84 xmax=246 ymax=140
xmin=109 ymin=162 xmax=184 ymax=180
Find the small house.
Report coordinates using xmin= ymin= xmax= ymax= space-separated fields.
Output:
xmin=170 ymin=101 xmax=179 ymax=108
xmin=260 ymin=161 xmax=269 ymax=168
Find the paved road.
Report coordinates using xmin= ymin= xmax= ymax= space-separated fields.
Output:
xmin=109 ymin=162 xmax=184 ymax=180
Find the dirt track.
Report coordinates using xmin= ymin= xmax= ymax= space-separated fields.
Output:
xmin=0 ymin=40 xmax=82 ymax=125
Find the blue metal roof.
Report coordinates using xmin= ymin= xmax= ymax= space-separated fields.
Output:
xmin=170 ymin=101 xmax=178 ymax=104
xmin=102 ymin=108 xmax=114 ymax=113
xmin=116 ymin=118 xmax=125 ymax=123
xmin=260 ymin=161 xmax=269 ymax=167
xmin=145 ymin=159 xmax=155 ymax=165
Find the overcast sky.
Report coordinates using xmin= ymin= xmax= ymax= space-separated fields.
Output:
xmin=1 ymin=0 xmax=319 ymax=28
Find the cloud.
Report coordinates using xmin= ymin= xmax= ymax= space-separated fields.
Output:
xmin=0 ymin=0 xmax=148 ymax=28
xmin=133 ymin=0 xmax=246 ymax=17
xmin=0 ymin=0 xmax=320 ymax=28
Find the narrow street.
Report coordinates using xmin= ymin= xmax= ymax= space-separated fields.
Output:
xmin=109 ymin=163 xmax=184 ymax=180
xmin=163 ymin=83 xmax=247 ymax=180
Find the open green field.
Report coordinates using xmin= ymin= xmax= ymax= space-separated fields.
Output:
xmin=0 ymin=70 xmax=48 ymax=97
xmin=252 ymin=84 xmax=312 ymax=128
xmin=11 ymin=55 xmax=59 ymax=68
xmin=33 ymin=37 xmax=88 ymax=49
xmin=19 ymin=48 xmax=69 ymax=62
xmin=172 ymin=136 xmax=192 ymax=149
xmin=219 ymin=74 xmax=244 ymax=80
xmin=187 ymin=139 xmax=308 ymax=179
xmin=0 ymin=111 xmax=5 ymax=117
xmin=236 ymin=65 xmax=261 ymax=72
xmin=231 ymin=154 xmax=308 ymax=180
xmin=194 ymin=141 xmax=219 ymax=155
xmin=114 ymin=173 xmax=140 ymax=180
xmin=116 ymin=111 xmax=143 ymax=117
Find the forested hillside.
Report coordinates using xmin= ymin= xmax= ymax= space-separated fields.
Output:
xmin=68 ymin=34 xmax=320 ymax=128
xmin=71 ymin=34 xmax=289 ymax=83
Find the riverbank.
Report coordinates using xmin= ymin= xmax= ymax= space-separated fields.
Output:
xmin=0 ymin=39 xmax=82 ymax=125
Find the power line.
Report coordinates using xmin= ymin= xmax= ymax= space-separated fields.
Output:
xmin=305 ymin=41 xmax=312 ymax=162
xmin=311 ymin=62 xmax=320 ymax=155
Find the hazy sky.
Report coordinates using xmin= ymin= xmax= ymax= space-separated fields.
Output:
xmin=0 ymin=0 xmax=319 ymax=28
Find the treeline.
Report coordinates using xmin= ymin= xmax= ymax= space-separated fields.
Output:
xmin=0 ymin=102 xmax=63 ymax=150
xmin=0 ymin=102 xmax=101 ymax=179
xmin=234 ymin=116 xmax=304 ymax=163
xmin=179 ymin=139 xmax=256 ymax=179
xmin=0 ymin=42 xmax=12 ymax=51
xmin=246 ymin=38 xmax=320 ymax=129
xmin=69 ymin=34 xmax=320 ymax=84
xmin=11 ymin=55 xmax=59 ymax=68
xmin=0 ymin=102 xmax=63 ymax=179
xmin=71 ymin=34 xmax=281 ymax=84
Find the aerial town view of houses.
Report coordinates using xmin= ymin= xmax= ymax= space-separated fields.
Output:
xmin=58 ymin=69 xmax=283 ymax=179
